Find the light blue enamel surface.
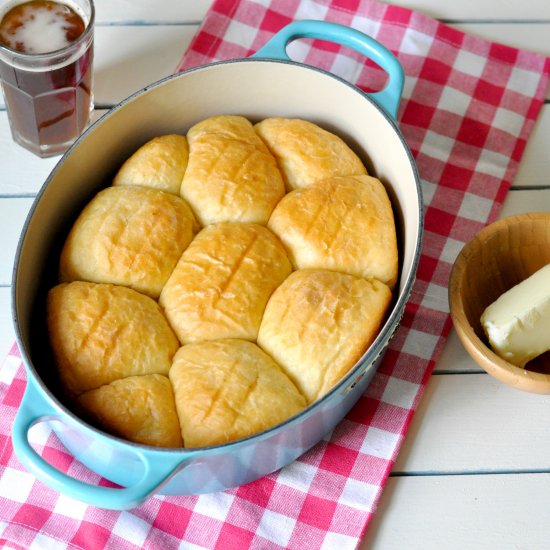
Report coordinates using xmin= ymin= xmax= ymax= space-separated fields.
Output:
xmin=251 ymin=20 xmax=404 ymax=119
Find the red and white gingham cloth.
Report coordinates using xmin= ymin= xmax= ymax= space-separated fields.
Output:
xmin=2 ymin=0 xmax=550 ymax=548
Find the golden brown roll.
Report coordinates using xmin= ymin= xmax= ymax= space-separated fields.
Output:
xmin=257 ymin=270 xmax=392 ymax=403
xmin=159 ymin=222 xmax=292 ymax=344
xmin=181 ymin=115 xmax=285 ymax=225
xmin=77 ymin=374 xmax=183 ymax=447
xmin=187 ymin=115 xmax=271 ymax=146
xmin=47 ymin=282 xmax=180 ymax=397
xmin=169 ymin=339 xmax=306 ymax=447
xmin=268 ymin=175 xmax=399 ymax=289
xmin=112 ymin=134 xmax=189 ymax=195
xmin=254 ymin=117 xmax=367 ymax=190
xmin=59 ymin=185 xmax=198 ymax=298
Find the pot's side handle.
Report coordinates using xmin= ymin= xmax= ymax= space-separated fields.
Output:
xmin=251 ymin=19 xmax=404 ymax=119
xmin=12 ymin=379 xmax=183 ymax=510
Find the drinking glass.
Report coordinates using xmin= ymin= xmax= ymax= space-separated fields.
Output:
xmin=0 ymin=0 xmax=95 ymax=157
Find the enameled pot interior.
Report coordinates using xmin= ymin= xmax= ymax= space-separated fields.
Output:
xmin=13 ymin=59 xmax=422 ymax=429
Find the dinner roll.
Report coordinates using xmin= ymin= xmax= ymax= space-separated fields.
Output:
xmin=159 ymin=222 xmax=292 ymax=344
xmin=113 ymin=134 xmax=189 ymax=195
xmin=47 ymin=282 xmax=180 ymax=397
xmin=59 ymin=185 xmax=198 ymax=298
xmin=77 ymin=374 xmax=183 ymax=447
xmin=257 ymin=270 xmax=392 ymax=403
xmin=268 ymin=175 xmax=399 ymax=289
xmin=181 ymin=115 xmax=285 ymax=225
xmin=254 ymin=117 xmax=367 ymax=190
xmin=169 ymin=339 xmax=306 ymax=447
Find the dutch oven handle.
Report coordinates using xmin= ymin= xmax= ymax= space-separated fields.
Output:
xmin=12 ymin=378 xmax=184 ymax=510
xmin=251 ymin=19 xmax=404 ymax=119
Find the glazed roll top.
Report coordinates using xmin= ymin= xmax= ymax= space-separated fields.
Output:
xmin=47 ymin=282 xmax=180 ymax=397
xmin=169 ymin=339 xmax=306 ymax=448
xmin=181 ymin=115 xmax=285 ymax=225
xmin=268 ymin=175 xmax=399 ymax=289
xmin=112 ymin=134 xmax=189 ymax=195
xmin=59 ymin=185 xmax=198 ymax=299
xmin=254 ymin=117 xmax=367 ymax=190
xmin=187 ymin=114 xmax=272 ymax=143
xmin=257 ymin=270 xmax=392 ymax=403
xmin=159 ymin=222 xmax=293 ymax=344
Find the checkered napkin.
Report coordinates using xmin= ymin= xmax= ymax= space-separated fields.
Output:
xmin=2 ymin=1 xmax=550 ymax=548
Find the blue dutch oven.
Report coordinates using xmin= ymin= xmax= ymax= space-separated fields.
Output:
xmin=11 ymin=20 xmax=423 ymax=510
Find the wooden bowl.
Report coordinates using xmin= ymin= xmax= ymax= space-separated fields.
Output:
xmin=449 ymin=212 xmax=550 ymax=393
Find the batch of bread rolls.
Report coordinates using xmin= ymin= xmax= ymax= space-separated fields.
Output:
xmin=46 ymin=115 xmax=398 ymax=448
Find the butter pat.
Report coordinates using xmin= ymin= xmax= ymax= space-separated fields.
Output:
xmin=481 ymin=263 xmax=550 ymax=367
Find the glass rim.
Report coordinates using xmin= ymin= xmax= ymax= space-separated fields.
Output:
xmin=0 ymin=0 xmax=95 ymax=60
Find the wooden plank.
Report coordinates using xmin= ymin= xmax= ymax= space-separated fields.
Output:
xmin=96 ymin=0 xmax=550 ymax=28
xmin=454 ymin=22 xmax=550 ymax=56
xmin=94 ymin=0 xmax=212 ymax=25
xmin=435 ymin=329 xmax=480 ymax=373
xmin=500 ymin=188 xmax=550 ymax=215
xmin=95 ymin=0 xmax=550 ymax=25
xmin=0 ymin=111 xmax=107 ymax=196
xmin=0 ymin=198 xmax=34 ymax=287
xmin=93 ymin=25 xmax=198 ymax=105
xmin=0 ymin=287 xmax=14 ymax=362
xmin=392 ymin=373 xmax=550 ymax=474
xmin=362 ymin=473 xmax=550 ymax=549
xmin=514 ymin=108 xmax=550 ymax=187
xmin=393 ymin=0 xmax=550 ymax=20
xmin=0 ymin=117 xmax=59 ymax=195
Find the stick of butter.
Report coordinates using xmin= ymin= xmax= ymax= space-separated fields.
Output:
xmin=480 ymin=263 xmax=550 ymax=367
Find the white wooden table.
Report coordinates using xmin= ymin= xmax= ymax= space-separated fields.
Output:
xmin=1 ymin=1 xmax=550 ymax=548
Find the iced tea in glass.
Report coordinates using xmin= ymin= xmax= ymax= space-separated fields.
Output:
xmin=0 ymin=0 xmax=94 ymax=157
